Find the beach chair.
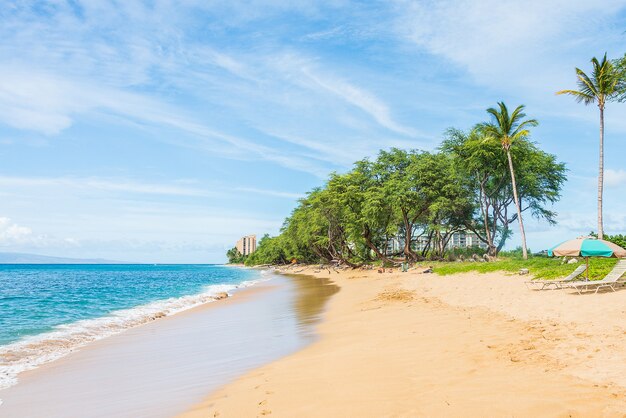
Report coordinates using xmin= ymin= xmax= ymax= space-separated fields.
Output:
xmin=566 ymin=259 xmax=626 ymax=294
xmin=525 ymin=264 xmax=587 ymax=290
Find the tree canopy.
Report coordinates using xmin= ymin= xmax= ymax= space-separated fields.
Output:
xmin=240 ymin=122 xmax=566 ymax=266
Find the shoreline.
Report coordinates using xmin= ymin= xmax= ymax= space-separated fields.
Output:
xmin=180 ymin=265 xmax=626 ymax=417
xmin=0 ymin=266 xmax=269 ymax=395
xmin=0 ymin=271 xmax=338 ymax=417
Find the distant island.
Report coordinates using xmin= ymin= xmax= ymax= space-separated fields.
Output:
xmin=0 ymin=252 xmax=130 ymax=264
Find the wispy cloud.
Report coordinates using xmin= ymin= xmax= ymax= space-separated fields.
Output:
xmin=605 ymin=169 xmax=626 ymax=188
xmin=0 ymin=175 xmax=306 ymax=201
xmin=0 ymin=176 xmax=215 ymax=197
xmin=0 ymin=217 xmax=78 ymax=249
xmin=0 ymin=217 xmax=34 ymax=245
xmin=235 ymin=187 xmax=304 ymax=200
xmin=301 ymin=67 xmax=416 ymax=137
xmin=393 ymin=0 xmax=626 ymax=92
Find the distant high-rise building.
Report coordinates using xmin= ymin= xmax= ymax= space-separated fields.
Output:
xmin=236 ymin=235 xmax=257 ymax=256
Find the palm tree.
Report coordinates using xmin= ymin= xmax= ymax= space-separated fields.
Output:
xmin=556 ymin=54 xmax=620 ymax=239
xmin=480 ymin=102 xmax=538 ymax=260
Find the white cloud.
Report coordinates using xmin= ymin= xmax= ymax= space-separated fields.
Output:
xmin=0 ymin=217 xmax=33 ymax=244
xmin=605 ymin=169 xmax=626 ymax=188
xmin=0 ymin=175 xmax=308 ymax=202
xmin=0 ymin=176 xmax=215 ymax=197
xmin=0 ymin=2 xmax=434 ymax=180
xmin=301 ymin=67 xmax=416 ymax=136
xmin=0 ymin=217 xmax=78 ymax=249
xmin=393 ymin=0 xmax=626 ymax=92
xmin=235 ymin=187 xmax=304 ymax=200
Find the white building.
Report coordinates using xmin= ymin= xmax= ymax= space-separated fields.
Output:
xmin=236 ymin=235 xmax=257 ymax=256
xmin=384 ymin=230 xmax=487 ymax=255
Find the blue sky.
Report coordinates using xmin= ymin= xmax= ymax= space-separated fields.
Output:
xmin=1 ymin=1 xmax=626 ymax=263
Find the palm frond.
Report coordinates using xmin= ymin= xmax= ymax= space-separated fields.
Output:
xmin=556 ymin=88 xmax=595 ymax=104
xmin=576 ymin=68 xmax=599 ymax=98
xmin=558 ymin=53 xmax=622 ymax=106
xmin=509 ymin=105 xmax=527 ymax=123
xmin=516 ymin=118 xmax=539 ymax=130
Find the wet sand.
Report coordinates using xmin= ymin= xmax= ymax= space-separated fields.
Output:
xmin=181 ymin=266 xmax=626 ymax=417
xmin=0 ymin=273 xmax=338 ymax=418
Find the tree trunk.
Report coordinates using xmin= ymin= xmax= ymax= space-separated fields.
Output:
xmin=401 ymin=210 xmax=416 ymax=260
xmin=598 ymin=105 xmax=605 ymax=239
xmin=496 ymin=226 xmax=510 ymax=253
xmin=506 ymin=149 xmax=528 ymax=260
xmin=478 ymin=177 xmax=496 ymax=256
xmin=421 ymin=230 xmax=434 ymax=257
xmin=363 ymin=227 xmax=394 ymax=263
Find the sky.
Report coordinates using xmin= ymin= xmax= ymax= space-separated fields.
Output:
xmin=1 ymin=1 xmax=626 ymax=263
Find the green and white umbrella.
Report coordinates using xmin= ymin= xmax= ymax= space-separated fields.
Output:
xmin=548 ymin=236 xmax=626 ymax=258
xmin=548 ymin=236 xmax=626 ymax=279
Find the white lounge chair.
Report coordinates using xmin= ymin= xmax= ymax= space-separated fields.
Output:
xmin=566 ymin=259 xmax=626 ymax=294
xmin=525 ymin=264 xmax=587 ymax=290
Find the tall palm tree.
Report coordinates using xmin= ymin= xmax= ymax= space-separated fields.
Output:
xmin=480 ymin=102 xmax=538 ymax=260
xmin=556 ymin=54 xmax=620 ymax=239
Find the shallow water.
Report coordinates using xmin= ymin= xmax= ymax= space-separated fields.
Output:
xmin=0 ymin=264 xmax=257 ymax=346
xmin=0 ymin=264 xmax=263 ymax=391
xmin=0 ymin=273 xmax=338 ymax=418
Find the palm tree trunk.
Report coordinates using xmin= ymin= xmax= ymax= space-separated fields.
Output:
xmin=478 ymin=177 xmax=496 ymax=256
xmin=598 ymin=105 xmax=604 ymax=239
xmin=506 ymin=150 xmax=528 ymax=259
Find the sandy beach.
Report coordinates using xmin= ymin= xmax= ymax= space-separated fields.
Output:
xmin=181 ymin=266 xmax=626 ymax=417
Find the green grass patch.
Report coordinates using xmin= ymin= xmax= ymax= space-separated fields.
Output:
xmin=431 ymin=256 xmax=618 ymax=281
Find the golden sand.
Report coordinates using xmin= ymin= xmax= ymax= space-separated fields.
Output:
xmin=180 ymin=266 xmax=626 ymax=417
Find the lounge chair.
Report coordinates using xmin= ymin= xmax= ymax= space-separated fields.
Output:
xmin=525 ymin=264 xmax=587 ymax=290
xmin=565 ymin=259 xmax=626 ymax=294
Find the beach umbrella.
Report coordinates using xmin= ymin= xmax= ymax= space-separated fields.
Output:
xmin=548 ymin=236 xmax=626 ymax=279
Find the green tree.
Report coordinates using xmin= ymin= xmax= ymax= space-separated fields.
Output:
xmin=245 ymin=135 xmax=565 ymax=266
xmin=226 ymin=247 xmax=246 ymax=264
xmin=326 ymin=165 xmax=396 ymax=263
xmin=442 ymin=128 xmax=566 ymax=256
xmin=424 ymin=152 xmax=476 ymax=257
xmin=479 ymin=102 xmax=538 ymax=259
xmin=557 ymin=53 xmax=621 ymax=239
xmin=283 ymin=189 xmax=336 ymax=264
xmin=372 ymin=149 xmax=443 ymax=261
xmin=245 ymin=234 xmax=287 ymax=266
xmin=441 ymin=128 xmax=505 ymax=255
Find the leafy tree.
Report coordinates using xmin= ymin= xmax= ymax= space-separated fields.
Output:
xmin=557 ymin=53 xmax=621 ymax=239
xmin=245 ymin=124 xmax=566 ymax=266
xmin=326 ymin=165 xmax=395 ymax=263
xmin=372 ymin=149 xmax=446 ymax=261
xmin=424 ymin=152 xmax=476 ymax=257
xmin=441 ymin=128 xmax=509 ymax=255
xmin=244 ymin=235 xmax=281 ymax=266
xmin=441 ymin=128 xmax=566 ymax=256
xmin=226 ymin=247 xmax=246 ymax=264
xmin=479 ymin=102 xmax=538 ymax=260
xmin=282 ymin=189 xmax=336 ymax=263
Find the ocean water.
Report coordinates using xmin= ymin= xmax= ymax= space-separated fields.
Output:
xmin=0 ymin=264 xmax=265 ymax=392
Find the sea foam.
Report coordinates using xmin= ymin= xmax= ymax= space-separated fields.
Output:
xmin=0 ymin=276 xmax=269 ymax=394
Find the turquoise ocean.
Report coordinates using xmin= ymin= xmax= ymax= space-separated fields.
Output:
xmin=0 ymin=264 xmax=266 ymax=391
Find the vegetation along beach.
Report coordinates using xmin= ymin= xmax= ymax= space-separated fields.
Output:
xmin=3 ymin=2 xmax=626 ymax=418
